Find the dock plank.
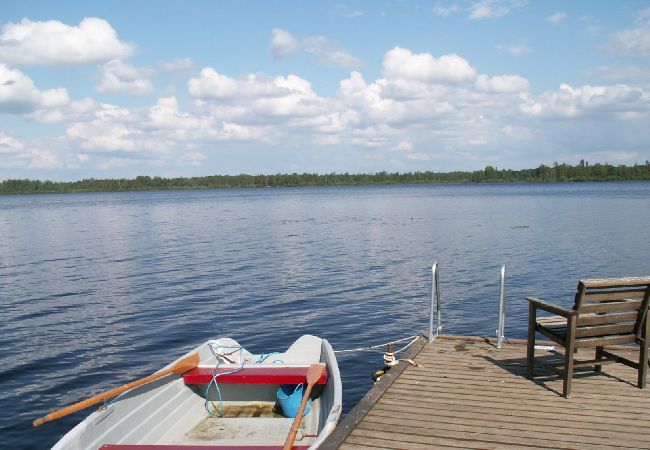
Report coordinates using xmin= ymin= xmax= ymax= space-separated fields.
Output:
xmin=321 ymin=335 xmax=650 ymax=449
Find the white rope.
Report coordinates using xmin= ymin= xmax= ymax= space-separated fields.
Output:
xmin=333 ymin=334 xmax=420 ymax=354
xmin=393 ymin=335 xmax=421 ymax=355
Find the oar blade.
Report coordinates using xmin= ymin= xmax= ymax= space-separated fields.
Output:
xmin=306 ymin=363 xmax=325 ymax=385
xmin=172 ymin=353 xmax=200 ymax=374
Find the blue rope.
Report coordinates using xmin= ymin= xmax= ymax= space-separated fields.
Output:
xmin=204 ymin=347 xmax=286 ymax=417
xmin=254 ymin=352 xmax=283 ymax=364
xmin=205 ymin=364 xmax=244 ymax=417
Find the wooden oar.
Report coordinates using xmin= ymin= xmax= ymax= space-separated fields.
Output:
xmin=283 ymin=363 xmax=325 ymax=450
xmin=33 ymin=353 xmax=200 ymax=427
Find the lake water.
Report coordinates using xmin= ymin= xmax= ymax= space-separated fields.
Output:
xmin=2 ymin=182 xmax=650 ymax=448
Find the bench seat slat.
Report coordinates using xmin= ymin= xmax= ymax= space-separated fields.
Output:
xmin=536 ymin=324 xmax=638 ymax=346
xmin=578 ymin=311 xmax=639 ymax=326
xmin=183 ymin=366 xmax=328 ymax=385
xmin=574 ymin=323 xmax=635 ymax=338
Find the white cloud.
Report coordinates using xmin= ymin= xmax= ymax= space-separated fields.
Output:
xmin=0 ymin=132 xmax=61 ymax=169
xmin=269 ymin=29 xmax=301 ymax=59
xmin=188 ymin=68 xmax=331 ymax=125
xmin=496 ymin=43 xmax=532 ymax=55
xmin=606 ymin=27 xmax=650 ymax=57
xmin=0 ymin=131 xmax=24 ymax=154
xmin=406 ymin=152 xmax=431 ymax=161
xmin=97 ymin=157 xmax=139 ymax=170
xmin=303 ymin=36 xmax=363 ymax=67
xmin=434 ymin=0 xmax=523 ymax=20
xmin=433 ymin=2 xmax=461 ymax=16
xmin=469 ymin=135 xmax=489 ymax=146
xmin=337 ymin=54 xmax=532 ymax=152
xmin=147 ymin=96 xmax=217 ymax=141
xmin=604 ymin=8 xmax=650 ymax=56
xmin=0 ymin=17 xmax=133 ymax=66
xmin=468 ymin=0 xmax=524 ymax=20
xmin=28 ymin=148 xmax=61 ymax=169
xmin=501 ymin=124 xmax=532 ymax=140
xmin=97 ymin=59 xmax=155 ymax=96
xmin=66 ymin=103 xmax=142 ymax=152
xmin=28 ymin=97 xmax=96 ymax=123
xmin=0 ymin=64 xmax=69 ymax=113
xmin=335 ymin=5 xmax=363 ymax=18
xmin=590 ymin=65 xmax=650 ymax=83
xmin=395 ymin=140 xmax=414 ymax=151
xmin=189 ymin=68 xmax=291 ymax=99
xmin=520 ymin=83 xmax=650 ymax=118
xmin=383 ymin=47 xmax=476 ymax=83
xmin=159 ymin=58 xmax=194 ymax=73
xmin=547 ymin=12 xmax=567 ymax=25
xmin=268 ymin=28 xmax=361 ymax=67
xmin=8 ymin=44 xmax=649 ymax=176
xmin=475 ymin=74 xmax=530 ymax=93
xmin=179 ymin=151 xmax=207 ymax=166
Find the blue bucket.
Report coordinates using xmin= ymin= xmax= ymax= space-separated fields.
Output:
xmin=277 ymin=384 xmax=311 ymax=418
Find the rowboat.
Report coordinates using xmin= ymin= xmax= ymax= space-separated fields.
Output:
xmin=50 ymin=335 xmax=342 ymax=449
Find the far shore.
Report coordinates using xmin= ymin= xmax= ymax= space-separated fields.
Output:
xmin=2 ymin=161 xmax=650 ymax=195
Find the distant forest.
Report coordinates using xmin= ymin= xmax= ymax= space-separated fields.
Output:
xmin=2 ymin=160 xmax=650 ymax=195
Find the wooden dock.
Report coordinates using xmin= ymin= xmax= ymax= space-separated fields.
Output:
xmin=321 ymin=335 xmax=650 ymax=449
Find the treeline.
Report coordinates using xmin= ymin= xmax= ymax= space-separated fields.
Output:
xmin=2 ymin=160 xmax=650 ymax=195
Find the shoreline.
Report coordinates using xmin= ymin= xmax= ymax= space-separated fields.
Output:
xmin=3 ymin=164 xmax=650 ymax=195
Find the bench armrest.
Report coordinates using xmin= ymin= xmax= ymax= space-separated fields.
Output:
xmin=526 ymin=296 xmax=575 ymax=318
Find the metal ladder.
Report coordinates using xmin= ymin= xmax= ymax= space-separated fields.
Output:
xmin=428 ymin=262 xmax=507 ymax=348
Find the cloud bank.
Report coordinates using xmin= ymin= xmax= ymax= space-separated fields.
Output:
xmin=1 ymin=12 xmax=650 ymax=176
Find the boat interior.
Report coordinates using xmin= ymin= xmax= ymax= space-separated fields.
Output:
xmin=54 ymin=335 xmax=341 ymax=449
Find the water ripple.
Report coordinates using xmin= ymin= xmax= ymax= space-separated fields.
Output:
xmin=1 ymin=183 xmax=649 ymax=447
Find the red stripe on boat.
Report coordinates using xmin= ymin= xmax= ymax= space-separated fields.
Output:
xmin=100 ymin=446 xmax=309 ymax=450
xmin=182 ymin=366 xmax=328 ymax=385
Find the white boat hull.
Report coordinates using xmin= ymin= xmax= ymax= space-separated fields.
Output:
xmin=53 ymin=335 xmax=342 ymax=449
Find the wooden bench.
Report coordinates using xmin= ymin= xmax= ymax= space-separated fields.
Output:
xmin=527 ymin=276 xmax=650 ymax=398
xmin=182 ymin=366 xmax=328 ymax=385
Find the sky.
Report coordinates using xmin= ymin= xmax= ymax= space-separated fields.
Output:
xmin=1 ymin=1 xmax=650 ymax=181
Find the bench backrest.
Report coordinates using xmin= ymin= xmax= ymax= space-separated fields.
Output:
xmin=574 ymin=277 xmax=650 ymax=338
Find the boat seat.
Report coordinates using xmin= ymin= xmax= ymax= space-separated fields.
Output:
xmin=182 ymin=366 xmax=328 ymax=385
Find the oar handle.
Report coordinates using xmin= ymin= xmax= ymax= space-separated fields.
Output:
xmin=283 ymin=363 xmax=325 ymax=450
xmin=283 ymin=383 xmax=315 ymax=450
xmin=33 ymin=368 xmax=173 ymax=426
xmin=33 ymin=353 xmax=199 ymax=427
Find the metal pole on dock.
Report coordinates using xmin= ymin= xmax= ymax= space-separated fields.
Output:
xmin=429 ymin=262 xmax=441 ymax=342
xmin=496 ymin=264 xmax=506 ymax=349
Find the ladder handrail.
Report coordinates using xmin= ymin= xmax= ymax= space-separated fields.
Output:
xmin=427 ymin=262 xmax=506 ymax=348
xmin=429 ymin=262 xmax=441 ymax=342
xmin=496 ymin=264 xmax=507 ymax=349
